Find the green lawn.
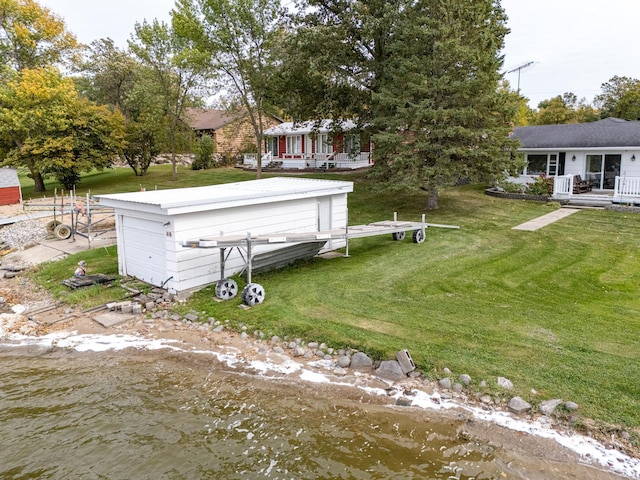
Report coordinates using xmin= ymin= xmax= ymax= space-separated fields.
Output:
xmin=28 ymin=165 xmax=640 ymax=430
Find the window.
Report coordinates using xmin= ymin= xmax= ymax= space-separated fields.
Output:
xmin=344 ymin=135 xmax=360 ymax=154
xmin=526 ymin=154 xmax=547 ymax=175
xmin=316 ymin=134 xmax=333 ymax=154
xmin=286 ymin=135 xmax=301 ymax=154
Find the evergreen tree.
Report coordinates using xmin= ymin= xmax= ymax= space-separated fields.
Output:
xmin=368 ymin=0 xmax=517 ymax=208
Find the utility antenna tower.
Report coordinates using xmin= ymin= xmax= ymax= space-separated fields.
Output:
xmin=506 ymin=61 xmax=534 ymax=94
xmin=506 ymin=61 xmax=534 ymax=126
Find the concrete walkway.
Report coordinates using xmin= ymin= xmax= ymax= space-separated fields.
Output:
xmin=2 ymin=235 xmax=116 ymax=268
xmin=512 ymin=208 xmax=580 ymax=232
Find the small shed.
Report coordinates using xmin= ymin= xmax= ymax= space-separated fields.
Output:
xmin=0 ymin=168 xmax=22 ymax=206
xmin=95 ymin=177 xmax=353 ymax=294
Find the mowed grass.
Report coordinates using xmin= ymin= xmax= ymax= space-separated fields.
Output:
xmin=26 ymin=166 xmax=640 ymax=428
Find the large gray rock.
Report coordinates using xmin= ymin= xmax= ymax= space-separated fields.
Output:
xmin=508 ymin=396 xmax=532 ymax=414
xmin=337 ymin=355 xmax=351 ymax=368
xmin=540 ymin=399 xmax=563 ymax=416
xmin=350 ymin=352 xmax=373 ymax=371
xmin=375 ymin=360 xmax=406 ymax=382
xmin=497 ymin=377 xmax=514 ymax=390
xmin=458 ymin=374 xmax=472 ymax=386
xmin=564 ymin=401 xmax=579 ymax=411
xmin=438 ymin=377 xmax=452 ymax=390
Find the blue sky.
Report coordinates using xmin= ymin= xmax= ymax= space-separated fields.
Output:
xmin=41 ymin=0 xmax=640 ymax=109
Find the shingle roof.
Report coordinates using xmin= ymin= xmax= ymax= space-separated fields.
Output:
xmin=264 ymin=119 xmax=357 ymax=136
xmin=510 ymin=118 xmax=640 ymax=149
xmin=185 ymin=108 xmax=241 ymax=131
xmin=0 ymin=168 xmax=19 ymax=188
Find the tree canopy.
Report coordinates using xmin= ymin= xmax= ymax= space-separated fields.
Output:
xmin=0 ymin=67 xmax=124 ymax=191
xmin=173 ymin=0 xmax=285 ymax=177
xmin=0 ymin=0 xmax=80 ymax=70
xmin=279 ymin=0 xmax=518 ymax=208
xmin=129 ymin=18 xmax=211 ymax=181
xmin=594 ymin=75 xmax=640 ymax=121
xmin=366 ymin=0 xmax=517 ymax=208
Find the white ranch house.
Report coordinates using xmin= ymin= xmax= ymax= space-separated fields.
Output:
xmin=509 ymin=118 xmax=640 ymax=204
xmin=96 ymin=177 xmax=353 ymax=295
xmin=244 ymin=119 xmax=373 ymax=171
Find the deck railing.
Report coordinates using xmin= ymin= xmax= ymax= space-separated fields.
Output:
xmin=553 ymin=175 xmax=573 ymax=198
xmin=614 ymin=176 xmax=640 ymax=204
xmin=243 ymin=152 xmax=371 ymax=170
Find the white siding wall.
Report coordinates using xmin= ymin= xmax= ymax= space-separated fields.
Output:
xmin=113 ymin=209 xmax=176 ymax=288
xmin=513 ymin=150 xmax=640 ymax=186
xmin=171 ymin=193 xmax=349 ymax=292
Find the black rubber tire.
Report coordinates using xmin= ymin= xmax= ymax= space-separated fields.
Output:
xmin=215 ymin=278 xmax=238 ymax=300
xmin=412 ymin=228 xmax=425 ymax=244
xmin=46 ymin=220 xmax=61 ymax=234
xmin=392 ymin=231 xmax=405 ymax=241
xmin=54 ymin=223 xmax=72 ymax=240
xmin=242 ymin=283 xmax=265 ymax=306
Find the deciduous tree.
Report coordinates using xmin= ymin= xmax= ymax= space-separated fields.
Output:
xmin=129 ymin=19 xmax=211 ymax=181
xmin=595 ymin=75 xmax=640 ymax=120
xmin=0 ymin=67 xmax=124 ymax=191
xmin=173 ymin=0 xmax=285 ymax=178
xmin=0 ymin=0 xmax=80 ymax=70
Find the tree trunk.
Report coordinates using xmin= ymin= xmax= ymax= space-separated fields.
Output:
xmin=255 ymin=137 xmax=262 ymax=179
xmin=426 ymin=188 xmax=439 ymax=210
xmin=171 ymin=150 xmax=177 ymax=181
xmin=32 ymin=171 xmax=46 ymax=193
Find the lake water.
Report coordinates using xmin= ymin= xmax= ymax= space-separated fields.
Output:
xmin=0 ymin=334 xmax=637 ymax=479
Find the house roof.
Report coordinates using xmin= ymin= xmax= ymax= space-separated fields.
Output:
xmin=185 ymin=108 xmax=242 ymax=131
xmin=96 ymin=177 xmax=354 ymax=216
xmin=0 ymin=168 xmax=20 ymax=188
xmin=511 ymin=118 xmax=640 ymax=149
xmin=264 ymin=119 xmax=357 ymax=136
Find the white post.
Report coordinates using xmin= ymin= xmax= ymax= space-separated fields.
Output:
xmin=246 ymin=232 xmax=252 ymax=284
xmin=344 ymin=208 xmax=350 ymax=258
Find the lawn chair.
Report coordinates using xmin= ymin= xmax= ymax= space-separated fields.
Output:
xmin=572 ymin=175 xmax=591 ymax=194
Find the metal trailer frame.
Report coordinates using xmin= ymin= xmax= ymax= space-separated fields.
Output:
xmin=183 ymin=212 xmax=459 ymax=306
xmin=69 ymin=192 xmax=115 ymax=248
xmin=22 ymin=192 xmax=115 ymax=248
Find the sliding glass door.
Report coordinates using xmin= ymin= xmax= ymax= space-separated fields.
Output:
xmin=586 ymin=154 xmax=620 ymax=189
xmin=603 ymin=154 xmax=621 ymax=189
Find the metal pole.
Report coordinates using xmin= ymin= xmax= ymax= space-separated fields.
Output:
xmin=246 ymin=232 xmax=252 ymax=284
xmin=86 ymin=193 xmax=91 ymax=249
xmin=219 ymin=248 xmax=225 ymax=279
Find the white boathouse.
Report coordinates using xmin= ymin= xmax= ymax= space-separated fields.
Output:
xmin=96 ymin=177 xmax=353 ymax=294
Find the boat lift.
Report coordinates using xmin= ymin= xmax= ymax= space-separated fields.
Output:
xmin=183 ymin=213 xmax=459 ymax=306
xmin=22 ymin=192 xmax=115 ymax=248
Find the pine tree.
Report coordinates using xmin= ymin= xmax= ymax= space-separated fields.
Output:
xmin=369 ymin=0 xmax=518 ymax=208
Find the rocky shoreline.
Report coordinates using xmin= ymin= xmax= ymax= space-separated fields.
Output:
xmin=1 ymin=206 xmax=639 ymax=478
xmin=1 ymin=276 xmax=640 ymax=478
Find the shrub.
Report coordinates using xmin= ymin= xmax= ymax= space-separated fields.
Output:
xmin=495 ymin=180 xmax=526 ymax=194
xmin=526 ymin=174 xmax=553 ymax=195
xmin=192 ymin=134 xmax=216 ymax=170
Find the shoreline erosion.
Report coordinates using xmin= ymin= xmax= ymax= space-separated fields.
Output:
xmin=0 ymin=299 xmax=639 ymax=479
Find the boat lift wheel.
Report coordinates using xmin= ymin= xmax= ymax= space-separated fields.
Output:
xmin=391 ymin=231 xmax=405 ymax=241
xmin=215 ymin=278 xmax=238 ymax=300
xmin=46 ymin=220 xmax=61 ymax=234
xmin=53 ymin=223 xmax=72 ymax=240
xmin=242 ymin=283 xmax=265 ymax=307
xmin=412 ymin=228 xmax=425 ymax=244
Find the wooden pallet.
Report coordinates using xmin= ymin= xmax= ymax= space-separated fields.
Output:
xmin=62 ymin=274 xmax=115 ymax=289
